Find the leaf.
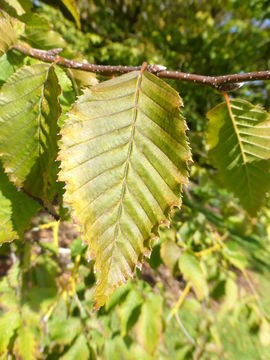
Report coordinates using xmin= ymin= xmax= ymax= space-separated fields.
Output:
xmin=23 ymin=14 xmax=66 ymax=50
xmin=59 ymin=70 xmax=191 ymax=308
xmin=160 ymin=239 xmax=181 ymax=274
xmin=70 ymin=69 xmax=98 ymax=88
xmin=0 ymin=51 xmax=24 ymax=85
xmin=178 ymin=252 xmax=208 ymax=301
xmin=118 ymin=289 xmax=143 ymax=336
xmin=0 ymin=17 xmax=17 ymax=56
xmin=60 ymin=0 xmax=81 ymax=30
xmin=136 ymin=293 xmax=163 ymax=355
xmin=259 ymin=319 xmax=270 ymax=347
xmin=206 ymin=98 xmax=270 ymax=215
xmin=105 ymin=282 xmax=131 ymax=312
xmin=48 ymin=317 xmax=82 ymax=345
xmin=14 ymin=326 xmax=37 ymax=360
xmin=60 ymin=335 xmax=89 ymax=360
xmin=222 ymin=277 xmax=238 ymax=311
xmin=0 ymin=164 xmax=40 ymax=244
xmin=55 ymin=67 xmax=76 ymax=127
xmin=105 ymin=336 xmax=130 ymax=360
xmin=0 ymin=311 xmax=21 ymax=354
xmin=1 ymin=0 xmax=31 ymax=16
xmin=0 ymin=64 xmax=61 ymax=200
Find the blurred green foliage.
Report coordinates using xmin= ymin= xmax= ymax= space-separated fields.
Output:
xmin=1 ymin=0 xmax=270 ymax=358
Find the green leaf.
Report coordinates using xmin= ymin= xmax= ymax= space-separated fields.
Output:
xmin=178 ymin=252 xmax=208 ymax=301
xmin=160 ymin=240 xmax=181 ymax=274
xmin=14 ymin=326 xmax=37 ymax=360
xmin=105 ymin=282 xmax=131 ymax=312
xmin=60 ymin=335 xmax=89 ymax=360
xmin=0 ymin=64 xmax=61 ymax=200
xmin=60 ymin=0 xmax=81 ymax=30
xmin=118 ymin=289 xmax=143 ymax=336
xmin=0 ymin=311 xmax=21 ymax=354
xmin=136 ymin=293 xmax=163 ymax=355
xmin=59 ymin=70 xmax=191 ymax=308
xmin=206 ymin=98 xmax=270 ymax=215
xmin=0 ymin=17 xmax=17 ymax=56
xmin=48 ymin=317 xmax=82 ymax=345
xmin=0 ymin=51 xmax=24 ymax=85
xmin=0 ymin=165 xmax=40 ymax=244
xmin=23 ymin=14 xmax=66 ymax=50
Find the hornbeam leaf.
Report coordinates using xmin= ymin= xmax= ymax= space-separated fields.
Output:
xmin=23 ymin=14 xmax=66 ymax=50
xmin=0 ymin=17 xmax=17 ymax=56
xmin=0 ymin=64 xmax=61 ymax=200
xmin=14 ymin=326 xmax=37 ymax=360
xmin=206 ymin=98 xmax=270 ymax=215
xmin=60 ymin=0 xmax=81 ymax=30
xmin=178 ymin=252 xmax=208 ymax=301
xmin=0 ymin=311 xmax=20 ymax=354
xmin=59 ymin=70 xmax=191 ymax=309
xmin=1 ymin=0 xmax=31 ymax=16
xmin=136 ymin=293 xmax=163 ymax=355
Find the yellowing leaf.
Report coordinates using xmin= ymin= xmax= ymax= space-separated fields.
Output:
xmin=206 ymin=98 xmax=270 ymax=215
xmin=136 ymin=293 xmax=163 ymax=355
xmin=70 ymin=68 xmax=98 ymax=88
xmin=259 ymin=319 xmax=270 ymax=347
xmin=14 ymin=327 xmax=37 ymax=360
xmin=0 ymin=311 xmax=20 ymax=354
xmin=59 ymin=70 xmax=191 ymax=308
xmin=0 ymin=17 xmax=17 ymax=56
xmin=0 ymin=64 xmax=61 ymax=200
xmin=60 ymin=0 xmax=81 ymax=29
xmin=1 ymin=0 xmax=31 ymax=16
xmin=160 ymin=239 xmax=181 ymax=274
xmin=178 ymin=252 xmax=208 ymax=301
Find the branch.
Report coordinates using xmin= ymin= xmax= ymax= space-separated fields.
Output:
xmin=13 ymin=43 xmax=270 ymax=89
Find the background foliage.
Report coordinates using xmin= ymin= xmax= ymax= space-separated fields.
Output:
xmin=0 ymin=0 xmax=270 ymax=359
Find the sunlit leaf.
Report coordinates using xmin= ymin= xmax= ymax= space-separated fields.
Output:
xmin=259 ymin=319 xmax=270 ymax=347
xmin=59 ymin=70 xmax=191 ymax=308
xmin=1 ymin=0 xmax=31 ymax=16
xmin=0 ymin=17 xmax=17 ymax=56
xmin=178 ymin=252 xmax=208 ymax=301
xmin=23 ymin=14 xmax=66 ymax=50
xmin=0 ymin=64 xmax=61 ymax=200
xmin=160 ymin=239 xmax=181 ymax=274
xmin=0 ymin=311 xmax=20 ymax=354
xmin=14 ymin=326 xmax=37 ymax=360
xmin=60 ymin=0 xmax=81 ymax=29
xmin=206 ymin=98 xmax=270 ymax=215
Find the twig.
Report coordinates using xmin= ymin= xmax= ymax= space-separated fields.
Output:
xmin=20 ymin=187 xmax=60 ymax=221
xmin=175 ymin=313 xmax=196 ymax=346
xmin=167 ymin=281 xmax=192 ymax=321
xmin=12 ymin=43 xmax=270 ymax=89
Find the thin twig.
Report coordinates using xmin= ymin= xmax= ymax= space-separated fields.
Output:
xmin=12 ymin=43 xmax=270 ymax=89
xmin=167 ymin=281 xmax=192 ymax=321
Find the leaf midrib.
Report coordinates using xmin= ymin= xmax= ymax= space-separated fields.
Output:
xmin=112 ymin=71 xmax=144 ymax=245
xmin=224 ymin=96 xmax=253 ymax=203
